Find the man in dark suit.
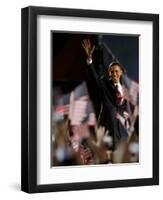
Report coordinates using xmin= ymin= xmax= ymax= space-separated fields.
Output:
xmin=82 ymin=39 xmax=130 ymax=150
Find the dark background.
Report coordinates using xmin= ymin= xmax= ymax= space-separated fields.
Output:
xmin=103 ymin=34 xmax=139 ymax=81
xmin=52 ymin=32 xmax=139 ymax=87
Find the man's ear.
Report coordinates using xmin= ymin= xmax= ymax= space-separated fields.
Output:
xmin=108 ymin=70 xmax=112 ymax=80
xmin=108 ymin=70 xmax=111 ymax=77
xmin=120 ymin=69 xmax=123 ymax=76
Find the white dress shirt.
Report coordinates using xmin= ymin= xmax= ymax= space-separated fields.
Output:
xmin=114 ymin=82 xmax=123 ymax=96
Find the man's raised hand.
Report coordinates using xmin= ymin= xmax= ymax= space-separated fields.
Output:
xmin=82 ymin=39 xmax=95 ymax=59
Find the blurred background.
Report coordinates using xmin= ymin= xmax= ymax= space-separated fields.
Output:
xmin=51 ymin=32 xmax=139 ymax=166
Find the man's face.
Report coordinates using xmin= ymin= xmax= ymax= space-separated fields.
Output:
xmin=108 ymin=64 xmax=122 ymax=83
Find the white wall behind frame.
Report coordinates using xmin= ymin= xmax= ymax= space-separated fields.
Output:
xmin=37 ymin=15 xmax=153 ymax=185
xmin=0 ymin=0 xmax=161 ymax=200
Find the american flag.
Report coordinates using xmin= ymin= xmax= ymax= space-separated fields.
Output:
xmin=129 ymin=80 xmax=139 ymax=106
xmin=69 ymin=83 xmax=96 ymax=126
xmin=123 ymin=75 xmax=139 ymax=106
xmin=69 ymin=96 xmax=88 ymax=125
xmin=54 ymin=82 xmax=96 ymax=126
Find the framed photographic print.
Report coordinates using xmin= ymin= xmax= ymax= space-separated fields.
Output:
xmin=21 ymin=6 xmax=159 ymax=193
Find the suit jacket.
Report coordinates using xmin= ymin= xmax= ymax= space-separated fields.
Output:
xmin=85 ymin=63 xmax=129 ymax=150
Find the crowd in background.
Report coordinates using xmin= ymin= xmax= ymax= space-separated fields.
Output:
xmin=52 ymin=81 xmax=139 ymax=166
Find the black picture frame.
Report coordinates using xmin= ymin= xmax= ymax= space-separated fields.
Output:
xmin=21 ymin=6 xmax=159 ymax=193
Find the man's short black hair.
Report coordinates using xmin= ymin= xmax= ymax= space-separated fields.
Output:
xmin=107 ymin=60 xmax=126 ymax=73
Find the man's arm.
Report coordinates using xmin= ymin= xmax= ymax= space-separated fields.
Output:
xmin=85 ymin=61 xmax=102 ymax=92
xmin=82 ymin=39 xmax=102 ymax=92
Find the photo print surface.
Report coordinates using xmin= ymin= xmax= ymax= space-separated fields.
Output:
xmin=51 ymin=32 xmax=139 ymax=167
